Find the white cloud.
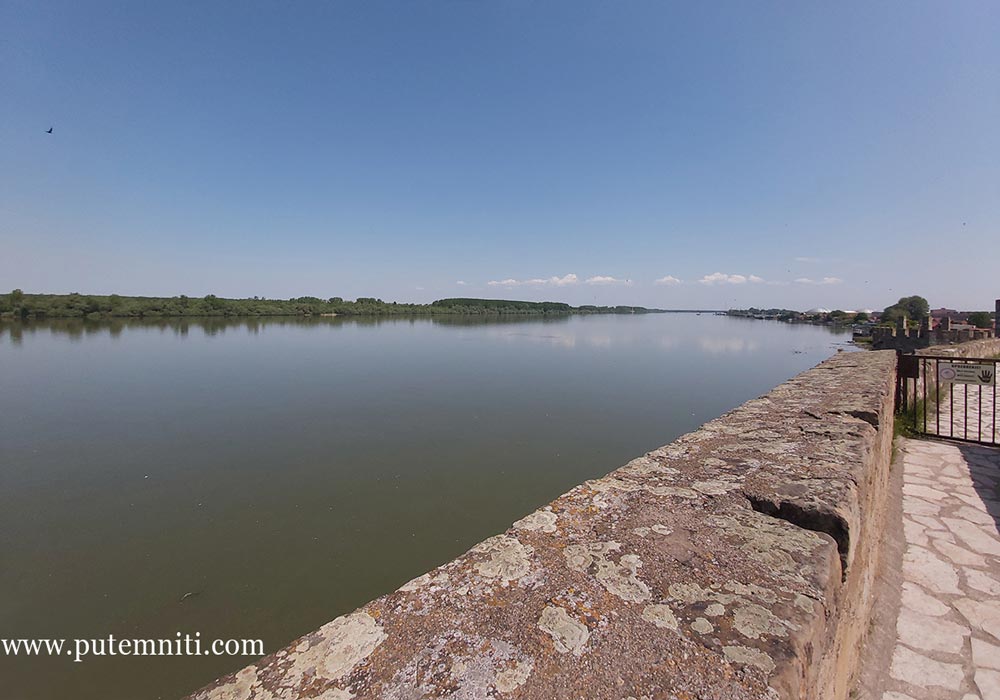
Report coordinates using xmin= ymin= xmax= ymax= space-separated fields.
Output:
xmin=698 ymin=272 xmax=764 ymax=285
xmin=795 ymin=277 xmax=843 ymax=285
xmin=700 ymin=272 xmax=743 ymax=285
xmin=456 ymin=280 xmax=467 ymax=286
xmin=654 ymin=275 xmax=682 ymax=286
xmin=549 ymin=273 xmax=579 ymax=286
xmin=487 ymin=273 xmax=579 ymax=288
xmin=585 ymin=275 xmax=632 ymax=286
xmin=794 ymin=256 xmax=821 ymax=263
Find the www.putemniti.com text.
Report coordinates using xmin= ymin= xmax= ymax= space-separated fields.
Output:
xmin=3 ymin=633 xmax=263 ymax=663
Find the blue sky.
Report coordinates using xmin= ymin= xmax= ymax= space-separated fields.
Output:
xmin=2 ymin=1 xmax=998 ymax=311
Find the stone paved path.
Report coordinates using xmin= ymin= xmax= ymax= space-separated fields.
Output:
xmin=885 ymin=438 xmax=1000 ymax=699
xmin=927 ymin=383 xmax=999 ymax=445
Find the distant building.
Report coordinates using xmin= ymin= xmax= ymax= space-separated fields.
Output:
xmin=871 ymin=302 xmax=996 ymax=350
xmin=930 ymin=307 xmax=968 ymax=322
xmin=934 ymin=320 xmax=976 ymax=332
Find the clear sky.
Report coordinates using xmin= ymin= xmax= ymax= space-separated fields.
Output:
xmin=2 ymin=1 xmax=998 ymax=311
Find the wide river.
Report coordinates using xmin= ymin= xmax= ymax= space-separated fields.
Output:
xmin=0 ymin=313 xmax=850 ymax=699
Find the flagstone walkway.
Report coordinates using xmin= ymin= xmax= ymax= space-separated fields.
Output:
xmin=883 ymin=438 xmax=1000 ymax=700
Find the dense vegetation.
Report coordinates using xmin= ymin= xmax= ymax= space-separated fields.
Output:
xmin=0 ymin=290 xmax=662 ymax=320
xmin=427 ymin=298 xmax=572 ymax=313
xmin=967 ymin=311 xmax=995 ymax=329
xmin=878 ymin=296 xmax=991 ymax=329
xmin=731 ymin=296 xmax=996 ymax=331
xmin=727 ymin=307 xmax=866 ymax=324
xmin=881 ymin=295 xmax=930 ymax=325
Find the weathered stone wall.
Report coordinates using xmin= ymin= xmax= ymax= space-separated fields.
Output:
xmin=189 ymin=351 xmax=898 ymax=700
xmin=915 ymin=338 xmax=1000 ymax=359
xmin=872 ymin=326 xmax=996 ymax=352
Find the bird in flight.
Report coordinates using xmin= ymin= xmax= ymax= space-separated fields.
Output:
xmin=46 ymin=127 xmax=53 ymax=134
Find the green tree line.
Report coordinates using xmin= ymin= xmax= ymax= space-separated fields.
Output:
xmin=0 ymin=290 xmax=662 ymax=320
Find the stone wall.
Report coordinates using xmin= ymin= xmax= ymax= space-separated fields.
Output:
xmin=872 ymin=325 xmax=995 ymax=352
xmin=915 ymin=338 xmax=1000 ymax=359
xmin=189 ymin=351 xmax=899 ymax=700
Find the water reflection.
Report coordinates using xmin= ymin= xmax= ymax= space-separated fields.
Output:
xmin=0 ymin=315 xmax=850 ymax=357
xmin=723 ymin=314 xmax=850 ymax=336
xmin=698 ymin=337 xmax=762 ymax=354
xmin=0 ymin=313 xmax=581 ymax=344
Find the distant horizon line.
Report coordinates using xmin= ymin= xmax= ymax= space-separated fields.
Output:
xmin=13 ymin=289 xmax=994 ymax=315
xmin=8 ymin=289 xmax=731 ymax=311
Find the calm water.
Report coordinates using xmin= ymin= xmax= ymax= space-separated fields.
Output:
xmin=0 ymin=314 xmax=850 ymax=699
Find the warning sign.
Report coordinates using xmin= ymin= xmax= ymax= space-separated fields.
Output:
xmin=938 ymin=362 xmax=996 ymax=386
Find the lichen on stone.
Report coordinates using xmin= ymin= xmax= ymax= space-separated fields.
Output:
xmin=384 ymin=633 xmax=535 ymax=700
xmin=641 ymin=604 xmax=679 ymax=630
xmin=648 ymin=485 xmax=700 ymax=499
xmin=495 ymin=659 xmax=534 ymax=693
xmin=200 ymin=666 xmax=258 ymax=700
xmin=622 ymin=456 xmax=663 ymax=474
xmin=252 ymin=610 xmax=385 ymax=698
xmin=732 ymin=603 xmax=792 ymax=639
xmin=513 ymin=509 xmax=558 ymax=533
xmin=472 ymin=535 xmax=533 ymax=583
xmin=564 ymin=541 xmax=651 ymax=602
xmin=723 ymin=645 xmax=777 ymax=673
xmin=723 ymin=581 xmax=778 ymax=604
xmin=692 ymin=480 xmax=737 ymax=496
xmin=399 ymin=571 xmax=449 ymax=593
xmin=667 ymin=582 xmax=712 ymax=603
xmin=587 ymin=477 xmax=642 ymax=493
xmin=538 ymin=605 xmax=590 ymax=655
xmin=691 ymin=617 xmax=714 ymax=634
xmin=319 ymin=612 xmax=387 ymax=680
xmin=704 ymin=603 xmax=725 ymax=617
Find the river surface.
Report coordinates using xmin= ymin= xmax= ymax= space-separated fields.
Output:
xmin=0 ymin=313 xmax=850 ymax=698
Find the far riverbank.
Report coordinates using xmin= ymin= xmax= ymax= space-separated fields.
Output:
xmin=1 ymin=291 xmax=667 ymax=321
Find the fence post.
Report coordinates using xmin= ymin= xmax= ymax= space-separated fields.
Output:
xmin=895 ymin=350 xmax=906 ymax=413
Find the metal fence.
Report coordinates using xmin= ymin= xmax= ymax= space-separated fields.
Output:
xmin=897 ymin=354 xmax=999 ymax=445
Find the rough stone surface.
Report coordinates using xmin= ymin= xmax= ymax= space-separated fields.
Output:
xmin=916 ymin=339 xmax=1000 ymax=360
xmin=187 ymin=351 xmax=898 ymax=700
